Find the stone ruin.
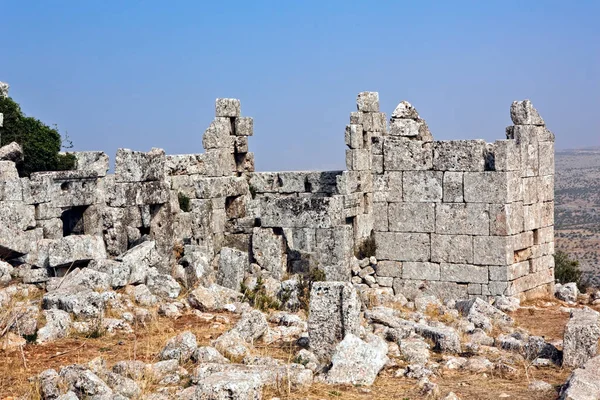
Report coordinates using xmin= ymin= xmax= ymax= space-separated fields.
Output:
xmin=0 ymin=86 xmax=556 ymax=302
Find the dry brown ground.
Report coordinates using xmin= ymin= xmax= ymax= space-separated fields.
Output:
xmin=0 ymin=299 xmax=580 ymax=400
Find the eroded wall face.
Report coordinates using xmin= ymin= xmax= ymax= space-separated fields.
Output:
xmin=0 ymin=94 xmax=555 ymax=299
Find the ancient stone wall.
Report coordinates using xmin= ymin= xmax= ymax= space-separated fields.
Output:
xmin=0 ymin=86 xmax=555 ymax=300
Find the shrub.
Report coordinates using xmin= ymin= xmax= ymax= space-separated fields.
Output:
xmin=355 ymin=235 xmax=377 ymax=259
xmin=178 ymin=192 xmax=191 ymax=212
xmin=240 ymin=277 xmax=280 ymax=312
xmin=0 ymin=95 xmax=75 ymax=176
xmin=554 ymin=250 xmax=582 ymax=286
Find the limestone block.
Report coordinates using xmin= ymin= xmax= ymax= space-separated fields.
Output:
xmin=48 ymin=235 xmax=107 ymax=268
xmin=393 ymin=279 xmax=468 ymax=301
xmin=473 ymin=236 xmax=511 ymax=266
xmin=510 ymin=100 xmax=545 ymax=126
xmin=431 ymin=234 xmax=473 ymax=264
xmin=530 ymin=255 xmax=554 ymax=273
xmin=522 ymin=177 xmax=539 ymax=205
xmin=559 ymin=355 xmax=600 ymax=400
xmin=432 ymin=140 xmax=486 ymax=172
xmin=72 ymin=152 xmax=109 ymax=176
xmin=383 ymin=138 xmax=433 ymax=171
xmin=217 ymin=247 xmax=248 ymax=291
xmin=234 ymin=136 xmax=248 ymax=154
xmin=353 ymin=212 xmax=374 ymax=244
xmin=535 ymin=226 xmax=554 ymax=245
xmin=489 ymin=261 xmax=529 ymax=281
xmin=37 ymin=218 xmax=63 ymax=239
xmin=215 ymin=98 xmax=240 ymax=117
xmin=234 ymin=116 xmax=253 ymax=136
xmin=440 ymin=264 xmax=488 ymax=284
xmin=389 ymin=119 xmax=420 ymax=137
xmin=165 ymin=154 xmax=206 ymax=176
xmin=489 ymin=202 xmax=524 ymax=235
xmin=538 ymin=175 xmax=554 ymax=202
xmin=202 ymin=149 xmax=236 ymax=177
xmin=402 ymin=171 xmax=443 ymax=202
xmin=443 ymin=172 xmax=463 ymax=202
xmin=375 ymin=261 xmax=402 ymax=277
xmin=109 ymin=181 xmax=169 ymax=206
xmin=493 ymin=140 xmax=521 ymax=172
xmin=277 ymin=172 xmax=307 ymax=193
xmin=388 ymin=202 xmax=435 ymax=232
xmin=538 ymin=142 xmax=554 ymax=176
xmin=115 ymin=148 xmax=165 ymax=182
xmin=195 ymin=176 xmax=248 ymax=199
xmin=0 ymin=161 xmax=19 ymax=180
xmin=203 ymin=117 xmax=233 ymax=150
xmin=0 ymin=142 xmax=23 ymax=162
xmin=306 ymin=171 xmax=342 ymax=194
xmin=505 ymin=267 xmax=553 ymax=295
xmin=385 ymin=171 xmax=402 ymax=202
xmin=374 ymin=232 xmax=430 ymax=262
xmin=523 ymin=203 xmax=542 ymax=231
xmin=0 ymin=178 xmax=23 ymax=201
xmin=346 ymin=149 xmax=371 ymax=171
xmin=0 ymin=201 xmax=35 ymax=230
xmin=336 ymin=171 xmax=372 ymax=195
xmin=402 ymin=262 xmax=440 ymax=281
xmin=372 ymin=112 xmax=387 ymax=132
xmin=435 ymin=203 xmax=489 ymax=235
xmin=248 ymin=172 xmax=279 ymax=193
xmin=252 ymin=228 xmax=286 ymax=280
xmin=326 ymin=333 xmax=388 ymax=386
xmin=510 ymin=231 xmax=534 ymax=252
xmin=373 ymin=202 xmax=388 ymax=231
xmin=563 ymin=309 xmax=600 ymax=368
xmin=345 ymin=124 xmax=364 ymax=149
xmin=316 ymin=225 xmax=353 ymax=281
xmin=356 ymin=92 xmax=379 ymax=112
xmin=261 ymin=196 xmax=343 ymax=229
xmin=308 ymin=282 xmax=360 ymax=362
xmin=541 ymin=201 xmax=554 ymax=228
xmin=0 ymin=225 xmax=42 ymax=258
xmin=343 ymin=192 xmax=364 ymax=218
xmin=463 ymin=171 xmax=522 ymax=203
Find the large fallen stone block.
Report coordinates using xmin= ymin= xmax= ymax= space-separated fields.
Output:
xmin=195 ymin=370 xmax=262 ymax=400
xmin=116 ymin=240 xmax=162 ymax=285
xmin=0 ymin=201 xmax=35 ymax=230
xmin=0 ymin=225 xmax=41 ymax=258
xmin=48 ymin=235 xmax=107 ymax=268
xmin=308 ymin=282 xmax=360 ymax=362
xmin=414 ymin=323 xmax=461 ymax=353
xmin=326 ymin=334 xmax=388 ymax=386
xmin=563 ymin=308 xmax=600 ymax=368
xmin=188 ymin=284 xmax=243 ymax=311
xmin=217 ymin=247 xmax=248 ymax=291
xmin=455 ymin=297 xmax=513 ymax=332
xmin=559 ymin=355 xmax=600 ymax=400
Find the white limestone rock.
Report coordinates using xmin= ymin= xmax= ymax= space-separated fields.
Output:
xmin=188 ymin=284 xmax=243 ymax=312
xmin=510 ymin=100 xmax=545 ymax=126
xmin=556 ymin=282 xmax=579 ymax=303
xmin=326 ymin=333 xmax=388 ymax=386
xmin=48 ymin=235 xmax=107 ymax=268
xmin=559 ymin=355 xmax=600 ymax=400
xmin=0 ymin=142 xmax=23 ymax=162
xmin=563 ymin=308 xmax=600 ymax=368
xmin=36 ymin=309 xmax=72 ymax=344
xmin=217 ymin=247 xmax=248 ymax=291
xmin=159 ymin=331 xmax=198 ymax=362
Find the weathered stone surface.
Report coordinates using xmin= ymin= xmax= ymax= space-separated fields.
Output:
xmin=48 ymin=235 xmax=107 ymax=268
xmin=384 ymin=138 xmax=433 ymax=171
xmin=0 ymin=142 xmax=23 ymax=162
xmin=463 ymin=171 xmax=522 ymax=203
xmin=356 ymin=92 xmax=379 ymax=112
xmin=217 ymin=247 xmax=248 ymax=291
xmin=456 ymin=297 xmax=513 ymax=332
xmin=215 ymin=98 xmax=241 ymax=117
xmin=556 ymin=282 xmax=579 ymax=303
xmin=72 ymin=151 xmax=109 ymax=176
xmin=252 ymin=228 xmax=286 ymax=280
xmin=388 ymin=202 xmax=435 ymax=232
xmin=159 ymin=331 xmax=198 ymax=362
xmin=231 ymin=310 xmax=269 ymax=343
xmin=202 ymin=117 xmax=233 ymax=150
xmin=88 ymin=259 xmax=130 ymax=288
xmin=403 ymin=171 xmax=443 ymax=202
xmin=560 ymin=355 xmax=600 ymax=400
xmin=260 ymin=196 xmax=342 ymax=229
xmin=375 ymin=232 xmax=430 ymax=262
xmin=0 ymin=201 xmax=35 ymax=230
xmin=308 ymin=282 xmax=360 ymax=362
xmin=511 ymin=100 xmax=545 ymax=126
xmin=414 ymin=323 xmax=461 ymax=353
xmin=402 ymin=262 xmax=440 ymax=281
xmin=443 ymin=171 xmax=464 ymax=202
xmin=146 ymin=271 xmax=181 ymax=299
xmin=115 ymin=148 xmax=165 ymax=182
xmin=326 ymin=334 xmax=388 ymax=386
xmin=117 ymin=241 xmax=161 ymax=285
xmin=431 ymin=234 xmax=473 ymax=264
xmin=435 ymin=203 xmax=489 ymax=236
xmin=59 ymin=365 xmax=113 ymax=398
xmin=563 ymin=308 xmax=600 ymax=368
xmin=440 ymin=264 xmax=488 ymax=284
xmin=36 ymin=309 xmax=72 ymax=344
xmin=195 ymin=370 xmax=262 ymax=399
xmin=188 ymin=284 xmax=243 ymax=311
xmin=433 ymin=140 xmax=487 ymax=171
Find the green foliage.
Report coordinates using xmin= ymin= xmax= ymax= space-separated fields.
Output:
xmin=178 ymin=192 xmax=191 ymax=212
xmin=241 ymin=277 xmax=280 ymax=311
xmin=57 ymin=153 xmax=77 ymax=171
xmin=355 ymin=235 xmax=377 ymax=259
xmin=554 ymin=250 xmax=582 ymax=287
xmin=0 ymin=95 xmax=74 ymax=177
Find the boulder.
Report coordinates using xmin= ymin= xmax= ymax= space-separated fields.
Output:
xmin=308 ymin=282 xmax=360 ymax=362
xmin=563 ymin=308 xmax=600 ymax=368
xmin=42 ymin=289 xmax=105 ymax=320
xmin=414 ymin=323 xmax=461 ymax=353
xmin=559 ymin=355 xmax=600 ymax=400
xmin=0 ymin=142 xmax=23 ymax=162
xmin=194 ymin=370 xmax=263 ymax=400
xmin=192 ymin=346 xmax=230 ymax=364
xmin=510 ymin=100 xmax=545 ymax=126
xmin=117 ymin=241 xmax=162 ymax=285
xmin=146 ymin=270 xmax=181 ymax=299
xmin=556 ymin=283 xmax=579 ymax=303
xmin=188 ymin=284 xmax=243 ymax=312
xmin=36 ymin=309 xmax=72 ymax=343
xmin=212 ymin=330 xmax=251 ymax=362
xmin=48 ymin=235 xmax=107 ymax=268
xmin=59 ymin=365 xmax=113 ymax=398
xmin=88 ymin=259 xmax=130 ymax=288
xmin=326 ymin=334 xmax=388 ymax=386
xmin=400 ymin=337 xmax=431 ymax=365
xmin=493 ymin=296 xmax=520 ymax=312
xmin=455 ymin=297 xmax=513 ymax=332
xmin=159 ymin=331 xmax=198 ymax=362
xmin=231 ymin=310 xmax=268 ymax=343
xmin=0 ymin=260 xmax=13 ymax=283
xmin=46 ymin=267 xmax=111 ymax=292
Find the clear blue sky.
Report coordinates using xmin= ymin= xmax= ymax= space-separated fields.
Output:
xmin=2 ymin=1 xmax=599 ymax=171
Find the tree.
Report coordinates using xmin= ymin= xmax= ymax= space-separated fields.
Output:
xmin=554 ymin=250 xmax=582 ymax=286
xmin=0 ymin=95 xmax=75 ymax=177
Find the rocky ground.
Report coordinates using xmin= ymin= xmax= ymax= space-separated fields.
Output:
xmin=1 ymin=253 xmax=600 ymax=399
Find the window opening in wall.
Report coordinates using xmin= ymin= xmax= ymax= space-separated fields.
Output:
xmin=61 ymin=206 xmax=88 ymax=236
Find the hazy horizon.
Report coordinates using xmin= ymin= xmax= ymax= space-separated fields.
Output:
xmin=2 ymin=1 xmax=598 ymax=171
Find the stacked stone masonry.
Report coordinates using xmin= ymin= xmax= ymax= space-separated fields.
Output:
xmin=0 ymin=89 xmax=555 ymax=300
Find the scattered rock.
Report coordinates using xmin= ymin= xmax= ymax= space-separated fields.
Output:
xmin=326 ymin=334 xmax=388 ymax=386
